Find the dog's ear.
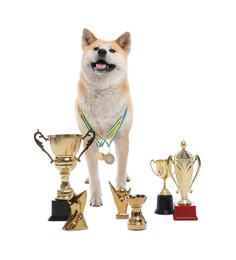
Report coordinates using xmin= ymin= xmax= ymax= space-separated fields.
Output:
xmin=82 ymin=28 xmax=97 ymax=50
xmin=116 ymin=32 xmax=131 ymax=54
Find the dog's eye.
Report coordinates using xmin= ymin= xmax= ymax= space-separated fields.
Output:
xmin=109 ymin=49 xmax=116 ymax=53
xmin=94 ymin=47 xmax=99 ymax=51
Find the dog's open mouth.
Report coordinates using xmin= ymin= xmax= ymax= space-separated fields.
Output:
xmin=91 ymin=60 xmax=116 ymax=73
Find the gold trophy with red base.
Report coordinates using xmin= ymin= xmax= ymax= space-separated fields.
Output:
xmin=167 ymin=140 xmax=201 ymax=220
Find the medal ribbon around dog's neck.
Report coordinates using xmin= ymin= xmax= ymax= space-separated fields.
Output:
xmin=79 ymin=107 xmax=128 ymax=164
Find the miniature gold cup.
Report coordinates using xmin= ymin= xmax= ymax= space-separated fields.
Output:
xmin=150 ymin=159 xmax=174 ymax=214
xmin=150 ymin=159 xmax=172 ymax=195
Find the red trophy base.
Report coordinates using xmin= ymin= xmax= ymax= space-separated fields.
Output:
xmin=173 ymin=202 xmax=198 ymax=220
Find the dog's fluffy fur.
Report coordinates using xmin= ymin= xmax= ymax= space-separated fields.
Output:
xmin=75 ymin=28 xmax=133 ymax=206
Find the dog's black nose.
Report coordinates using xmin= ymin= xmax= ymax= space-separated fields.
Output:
xmin=98 ymin=48 xmax=107 ymax=57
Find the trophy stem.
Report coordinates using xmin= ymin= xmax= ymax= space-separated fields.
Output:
xmin=178 ymin=196 xmax=192 ymax=205
xmin=163 ymin=179 xmax=166 ymax=189
xmin=160 ymin=179 xmax=171 ymax=195
xmin=56 ymin=169 xmax=74 ymax=200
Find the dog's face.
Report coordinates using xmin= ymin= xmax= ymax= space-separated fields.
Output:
xmin=80 ymin=29 xmax=131 ymax=86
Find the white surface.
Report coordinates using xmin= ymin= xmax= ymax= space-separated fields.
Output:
xmin=1 ymin=0 xmax=235 ymax=259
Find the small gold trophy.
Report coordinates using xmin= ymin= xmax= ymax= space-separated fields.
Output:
xmin=109 ymin=181 xmax=131 ymax=219
xmin=126 ymin=194 xmax=147 ymax=230
xmin=150 ymin=159 xmax=174 ymax=215
xmin=167 ymin=140 xmax=201 ymax=220
xmin=62 ymin=190 xmax=88 ymax=231
xmin=34 ymin=129 xmax=95 ymax=221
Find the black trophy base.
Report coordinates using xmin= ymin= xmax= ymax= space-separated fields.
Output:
xmin=154 ymin=195 xmax=174 ymax=215
xmin=48 ymin=199 xmax=71 ymax=221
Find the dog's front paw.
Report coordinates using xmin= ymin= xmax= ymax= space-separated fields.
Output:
xmin=90 ymin=195 xmax=103 ymax=207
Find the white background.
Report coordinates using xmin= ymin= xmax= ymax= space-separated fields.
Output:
xmin=1 ymin=0 xmax=236 ymax=259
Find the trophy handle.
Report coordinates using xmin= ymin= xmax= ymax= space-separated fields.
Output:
xmin=167 ymin=155 xmax=179 ymax=193
xmin=34 ymin=129 xmax=54 ymax=163
xmin=189 ymin=154 xmax=201 ymax=193
xmin=150 ymin=159 xmax=159 ymax=176
xmin=77 ymin=129 xmax=95 ymax=162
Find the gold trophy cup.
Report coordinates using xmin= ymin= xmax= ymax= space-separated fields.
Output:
xmin=150 ymin=159 xmax=174 ymax=215
xmin=126 ymin=194 xmax=147 ymax=230
xmin=34 ymin=129 xmax=95 ymax=221
xmin=167 ymin=140 xmax=201 ymax=220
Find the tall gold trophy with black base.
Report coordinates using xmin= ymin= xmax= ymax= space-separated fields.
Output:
xmin=150 ymin=159 xmax=174 ymax=215
xmin=167 ymin=140 xmax=201 ymax=220
xmin=34 ymin=129 xmax=95 ymax=221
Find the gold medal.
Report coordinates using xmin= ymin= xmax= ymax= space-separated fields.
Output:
xmin=95 ymin=151 xmax=105 ymax=160
xmin=105 ymin=153 xmax=115 ymax=165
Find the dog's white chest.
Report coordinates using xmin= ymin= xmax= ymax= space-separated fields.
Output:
xmin=78 ymin=90 xmax=128 ymax=137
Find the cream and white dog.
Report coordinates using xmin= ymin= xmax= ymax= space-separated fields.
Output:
xmin=75 ymin=28 xmax=133 ymax=206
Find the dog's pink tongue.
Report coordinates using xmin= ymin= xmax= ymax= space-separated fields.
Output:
xmin=96 ymin=63 xmax=106 ymax=70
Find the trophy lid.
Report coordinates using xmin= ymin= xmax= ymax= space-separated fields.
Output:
xmin=175 ymin=140 xmax=193 ymax=159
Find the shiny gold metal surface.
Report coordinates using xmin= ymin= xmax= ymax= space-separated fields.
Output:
xmin=62 ymin=190 xmax=88 ymax=231
xmin=109 ymin=182 xmax=131 ymax=219
xmin=126 ymin=194 xmax=147 ymax=230
xmin=167 ymin=140 xmax=201 ymax=205
xmin=95 ymin=151 xmax=105 ymax=160
xmin=34 ymin=129 xmax=95 ymax=200
xmin=150 ymin=159 xmax=172 ymax=195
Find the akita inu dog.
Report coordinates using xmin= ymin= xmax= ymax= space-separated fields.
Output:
xmin=75 ymin=28 xmax=133 ymax=206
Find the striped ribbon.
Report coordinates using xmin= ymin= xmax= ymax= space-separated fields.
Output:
xmin=79 ymin=107 xmax=128 ymax=148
